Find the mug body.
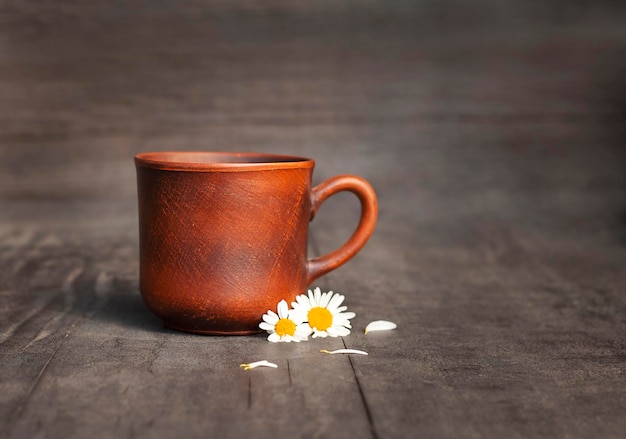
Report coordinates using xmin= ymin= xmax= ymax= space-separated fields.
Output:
xmin=135 ymin=152 xmax=314 ymax=334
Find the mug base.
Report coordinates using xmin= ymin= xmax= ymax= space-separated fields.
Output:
xmin=164 ymin=321 xmax=263 ymax=336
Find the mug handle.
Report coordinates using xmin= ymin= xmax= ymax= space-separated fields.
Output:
xmin=307 ymin=175 xmax=378 ymax=284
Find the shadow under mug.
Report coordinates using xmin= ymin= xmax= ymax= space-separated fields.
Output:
xmin=135 ymin=152 xmax=378 ymax=335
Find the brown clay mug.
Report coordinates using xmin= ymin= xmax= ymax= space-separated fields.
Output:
xmin=135 ymin=152 xmax=377 ymax=335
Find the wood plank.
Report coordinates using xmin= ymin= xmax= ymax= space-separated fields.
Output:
xmin=306 ymin=123 xmax=626 ymax=437
xmin=1 ymin=2 xmax=625 ymax=147
xmin=317 ymin=222 xmax=626 ymax=437
xmin=2 ymin=123 xmax=625 ymax=437
xmin=0 ymin=227 xmax=374 ymax=438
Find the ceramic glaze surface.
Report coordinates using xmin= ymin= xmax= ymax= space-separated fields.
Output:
xmin=135 ymin=152 xmax=377 ymax=335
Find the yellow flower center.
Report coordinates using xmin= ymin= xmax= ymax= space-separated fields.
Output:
xmin=308 ymin=307 xmax=333 ymax=331
xmin=275 ymin=318 xmax=296 ymax=337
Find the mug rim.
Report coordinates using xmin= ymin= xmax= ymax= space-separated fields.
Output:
xmin=135 ymin=151 xmax=315 ymax=172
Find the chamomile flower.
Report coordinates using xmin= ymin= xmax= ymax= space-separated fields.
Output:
xmin=259 ymin=299 xmax=311 ymax=343
xmin=292 ymin=287 xmax=355 ymax=338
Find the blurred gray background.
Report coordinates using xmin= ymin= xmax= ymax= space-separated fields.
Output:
xmin=1 ymin=0 xmax=625 ymax=239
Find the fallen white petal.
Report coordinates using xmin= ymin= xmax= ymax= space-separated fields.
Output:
xmin=240 ymin=360 xmax=278 ymax=370
xmin=320 ymin=349 xmax=368 ymax=356
xmin=364 ymin=320 xmax=397 ymax=334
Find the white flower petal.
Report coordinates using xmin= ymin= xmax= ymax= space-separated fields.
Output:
xmin=277 ymin=299 xmax=289 ymax=319
xmin=288 ymin=308 xmax=307 ymax=324
xmin=240 ymin=360 xmax=278 ymax=370
xmin=334 ymin=314 xmax=355 ymax=325
xmin=263 ymin=310 xmax=279 ymax=324
xmin=313 ymin=287 xmax=322 ymax=304
xmin=320 ymin=291 xmax=332 ymax=308
xmin=268 ymin=332 xmax=281 ymax=343
xmin=295 ymin=323 xmax=312 ymax=338
xmin=331 ymin=319 xmax=352 ymax=329
xmin=335 ymin=322 xmax=352 ymax=330
xmin=327 ymin=293 xmax=345 ymax=311
xmin=327 ymin=326 xmax=351 ymax=337
xmin=338 ymin=311 xmax=356 ymax=320
xmin=292 ymin=294 xmax=310 ymax=310
xmin=320 ymin=349 xmax=368 ymax=356
xmin=259 ymin=322 xmax=275 ymax=331
xmin=364 ymin=320 xmax=397 ymax=334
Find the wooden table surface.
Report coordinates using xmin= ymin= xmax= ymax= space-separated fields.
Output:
xmin=1 ymin=2 xmax=625 ymax=438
